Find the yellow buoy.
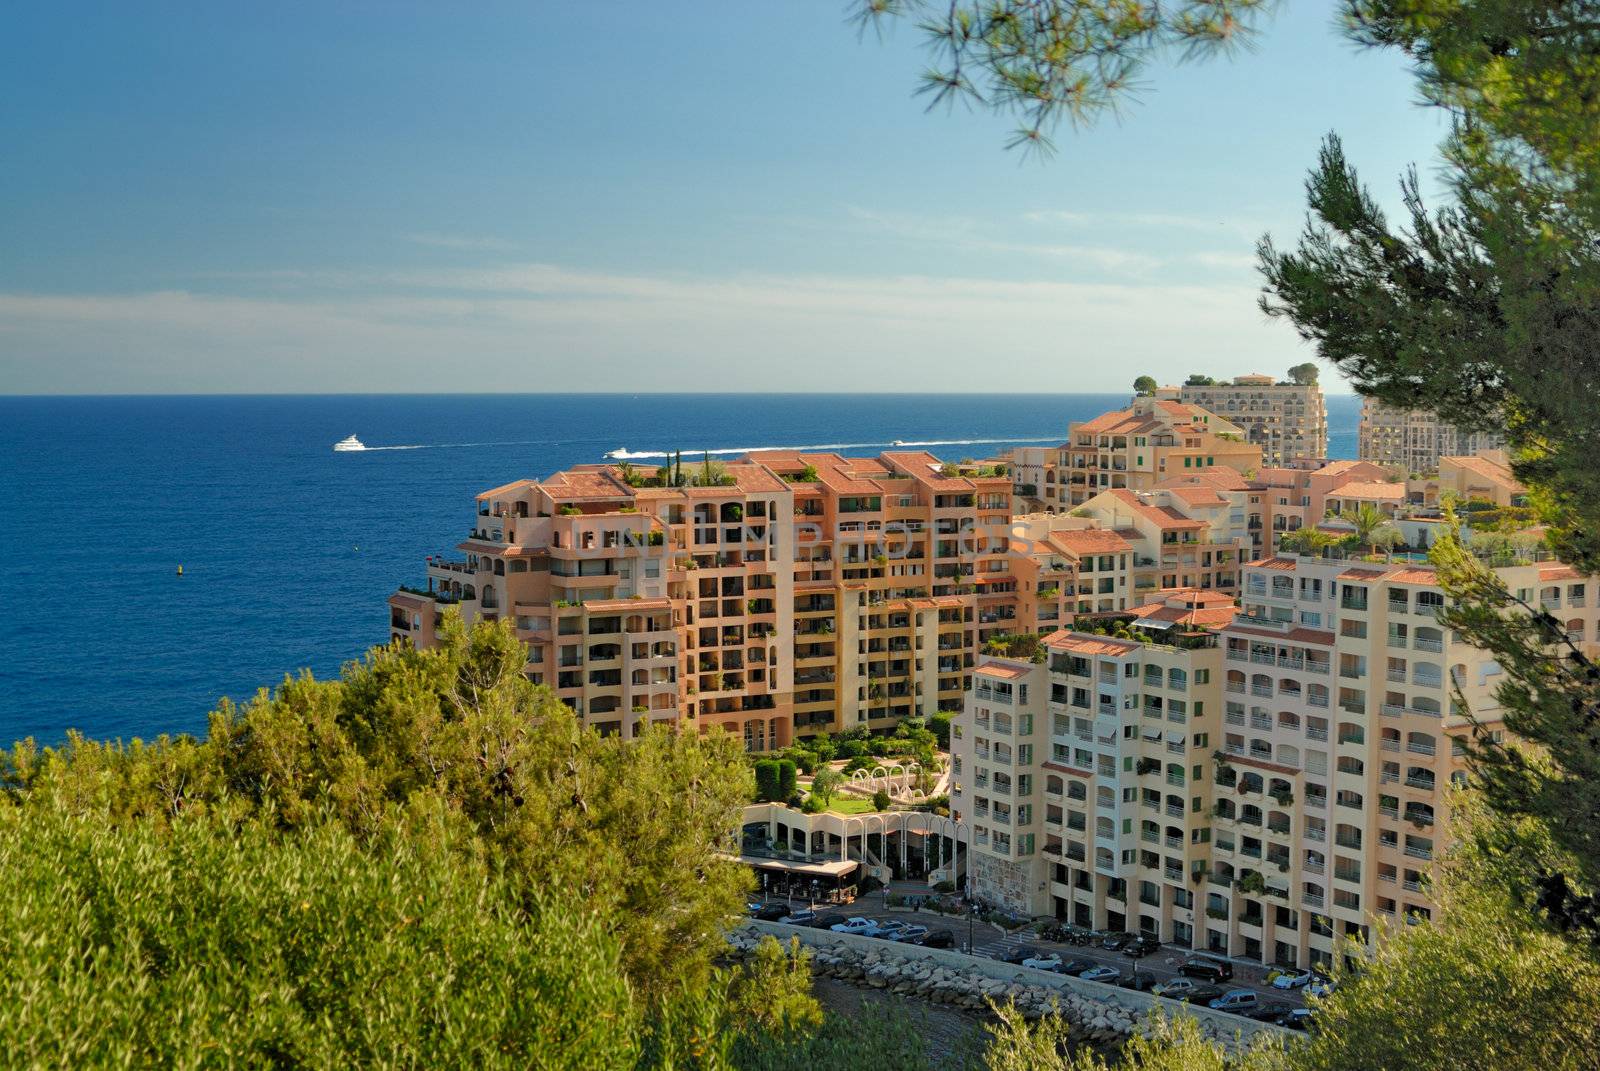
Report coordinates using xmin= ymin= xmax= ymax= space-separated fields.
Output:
xmin=176 ymin=565 xmax=184 ymax=576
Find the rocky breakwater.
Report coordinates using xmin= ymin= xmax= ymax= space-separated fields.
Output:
xmin=730 ymin=925 xmax=1278 ymax=1055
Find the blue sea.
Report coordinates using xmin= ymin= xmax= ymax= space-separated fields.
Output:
xmin=1 ymin=393 xmax=1361 ymax=745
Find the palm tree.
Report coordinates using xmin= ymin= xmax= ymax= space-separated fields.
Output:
xmin=1330 ymin=502 xmax=1398 ymax=556
xmin=1281 ymin=527 xmax=1335 ymax=557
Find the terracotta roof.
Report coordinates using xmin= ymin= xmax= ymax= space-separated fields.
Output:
xmin=1098 ymin=489 xmax=1207 ymax=529
xmin=1224 ymin=623 xmax=1335 ymax=645
xmin=1158 ymin=485 xmax=1229 ymax=508
xmin=1539 ymin=564 xmax=1582 ymax=582
xmin=977 ymin=661 xmax=1034 ymax=680
xmin=1328 ymin=481 xmax=1406 ymax=501
xmin=1388 ymin=568 xmax=1441 ymax=585
xmin=390 ymin=592 xmax=430 ymax=609
xmin=1339 ymin=567 xmax=1388 ymax=580
xmin=540 ymin=468 xmax=633 ymax=500
xmin=1044 ymin=529 xmax=1132 ymax=556
xmin=1249 ymin=557 xmax=1300 ymax=571
xmin=1129 ymin=600 xmax=1239 ymax=629
xmin=1157 ymin=467 xmax=1251 ymax=492
xmin=477 ymin=479 xmax=535 ymax=500
xmin=1045 ymin=632 xmax=1141 ymax=656
xmin=1443 ymin=453 xmax=1525 ymax=491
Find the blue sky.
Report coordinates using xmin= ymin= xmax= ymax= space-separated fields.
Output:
xmin=0 ymin=2 xmax=1449 ymax=394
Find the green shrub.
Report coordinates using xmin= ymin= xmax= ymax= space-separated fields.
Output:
xmin=776 ymin=759 xmax=797 ymax=800
xmin=0 ymin=807 xmax=638 ymax=1069
xmin=872 ymin=789 xmax=891 ymax=812
xmin=753 ymin=759 xmax=781 ymax=802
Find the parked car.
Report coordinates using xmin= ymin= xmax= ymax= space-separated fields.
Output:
xmin=1179 ymin=955 xmax=1234 ymax=982
xmin=1021 ymin=953 xmax=1064 ymax=972
xmin=887 ymin=924 xmax=929 ymax=943
xmin=1123 ymin=935 xmax=1162 ymax=958
xmin=1063 ymin=925 xmax=1098 ymax=945
xmin=1151 ymin=977 xmax=1199 ymax=999
xmin=811 ymin=913 xmax=848 ymax=930
xmin=1001 ymin=945 xmax=1042 ymax=965
xmin=919 ymin=929 xmax=956 ymax=949
xmin=753 ymin=902 xmax=790 ymax=921
xmin=746 ymin=901 xmax=764 ymax=915
xmin=1059 ymin=959 xmax=1098 ymax=976
xmin=871 ymin=920 xmax=911 ymax=940
xmin=1119 ymin=970 xmax=1158 ymax=992
xmin=1208 ymin=989 xmax=1259 ymax=1013
xmin=1101 ymin=931 xmax=1137 ymax=951
xmin=1247 ymin=1001 xmax=1297 ymax=1023
xmin=1278 ymin=1007 xmax=1316 ymax=1031
xmin=1271 ymin=967 xmax=1316 ymax=990
xmin=1078 ymin=965 xmax=1120 ymax=983
xmin=830 ymin=917 xmax=875 ymax=935
xmin=1176 ymin=985 xmax=1225 ymax=1005
xmin=1040 ymin=923 xmax=1094 ymax=945
xmin=779 ymin=909 xmax=817 ymax=926
xmin=1305 ymin=977 xmax=1336 ymax=1000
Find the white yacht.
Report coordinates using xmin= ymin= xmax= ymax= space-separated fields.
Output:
xmin=333 ymin=434 xmax=366 ymax=452
xmin=605 ymin=447 xmax=628 ymax=459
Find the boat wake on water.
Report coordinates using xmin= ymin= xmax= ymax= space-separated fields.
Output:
xmin=338 ymin=438 xmax=604 ymax=452
xmin=604 ymin=436 xmax=1059 ymax=460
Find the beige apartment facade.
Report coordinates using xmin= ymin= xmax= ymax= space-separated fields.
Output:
xmin=1358 ymin=399 xmax=1506 ymax=475
xmin=955 ymin=553 xmax=1598 ymax=969
xmin=952 ymin=591 xmax=1238 ymax=943
xmin=1174 ymin=374 xmax=1328 ymax=467
xmin=390 ymin=403 xmax=1264 ymax=750
xmin=1028 ymin=398 xmax=1260 ymax=509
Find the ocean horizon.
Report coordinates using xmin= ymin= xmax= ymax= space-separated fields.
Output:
xmin=2 ymin=392 xmax=1362 ymax=745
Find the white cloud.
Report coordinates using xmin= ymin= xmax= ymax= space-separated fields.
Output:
xmin=1022 ymin=209 xmax=1259 ymax=236
xmin=0 ymin=263 xmax=1312 ymax=393
xmin=844 ymin=206 xmax=1166 ymax=274
xmin=403 ymin=232 xmax=518 ymax=252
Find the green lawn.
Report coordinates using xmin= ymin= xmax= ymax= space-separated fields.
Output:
xmin=794 ymin=779 xmax=881 ymax=815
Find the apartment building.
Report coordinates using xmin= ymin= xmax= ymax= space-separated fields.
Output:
xmin=1358 ymin=399 xmax=1506 ymax=475
xmin=1205 ymin=552 xmax=1600 ymax=969
xmin=952 ymin=591 xmax=1238 ymax=940
xmin=386 ymin=400 xmax=1337 ymax=753
xmin=1434 ymin=450 xmax=1527 ymax=507
xmin=956 ymin=552 xmax=1599 ymax=970
xmin=388 ymin=460 xmax=797 ymax=750
xmin=1053 ymin=398 xmax=1260 ymax=508
xmin=749 ymin=450 xmax=1013 ymax=735
xmin=1075 ymin=486 xmax=1252 ymax=598
xmin=1160 ymin=459 xmax=1404 ymax=559
xmin=391 ymin=448 xmax=1146 ymax=748
xmin=1173 ymin=374 xmax=1328 ymax=467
